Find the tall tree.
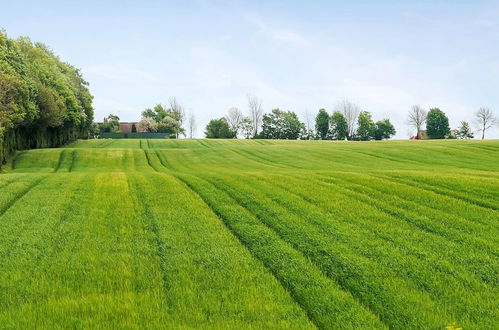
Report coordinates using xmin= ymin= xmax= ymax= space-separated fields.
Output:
xmin=261 ymin=109 xmax=305 ymax=140
xmin=337 ymin=100 xmax=360 ymax=140
xmin=247 ymin=94 xmax=263 ymax=137
xmin=315 ymin=109 xmax=330 ymax=140
xmin=456 ymin=121 xmax=474 ymax=139
xmin=475 ymin=107 xmax=496 ymax=140
xmin=356 ymin=111 xmax=375 ymax=141
xmin=225 ymin=107 xmax=244 ymax=137
xmin=188 ymin=112 xmax=196 ymax=139
xmin=426 ymin=108 xmax=450 ymax=139
xmin=169 ymin=97 xmax=185 ymax=139
xmin=373 ymin=119 xmax=396 ymax=140
xmin=205 ymin=118 xmax=235 ymax=138
xmin=407 ymin=105 xmax=427 ymax=139
xmin=329 ymin=111 xmax=348 ymax=140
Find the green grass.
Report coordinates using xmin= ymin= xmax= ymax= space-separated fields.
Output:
xmin=1 ymin=138 xmax=498 ymax=328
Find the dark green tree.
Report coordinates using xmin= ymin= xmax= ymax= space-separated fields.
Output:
xmin=455 ymin=121 xmax=474 ymax=139
xmin=426 ymin=108 xmax=450 ymax=139
xmin=261 ymin=109 xmax=305 ymax=140
xmin=205 ymin=118 xmax=235 ymax=138
xmin=373 ymin=119 xmax=396 ymax=140
xmin=356 ymin=111 xmax=375 ymax=141
xmin=315 ymin=109 xmax=329 ymax=140
xmin=329 ymin=111 xmax=348 ymax=140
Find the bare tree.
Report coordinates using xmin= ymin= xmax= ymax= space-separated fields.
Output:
xmin=304 ymin=108 xmax=313 ymax=132
xmin=169 ymin=97 xmax=185 ymax=138
xmin=225 ymin=107 xmax=244 ymax=137
xmin=247 ymin=94 xmax=263 ymax=137
xmin=407 ymin=105 xmax=427 ymax=139
xmin=475 ymin=107 xmax=496 ymax=140
xmin=188 ymin=112 xmax=196 ymax=139
xmin=336 ymin=99 xmax=360 ymax=140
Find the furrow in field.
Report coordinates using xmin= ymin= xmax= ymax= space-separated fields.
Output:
xmin=142 ymin=150 xmax=159 ymax=172
xmin=253 ymin=173 xmax=499 ymax=325
xmin=310 ymin=175 xmax=498 ymax=286
xmin=202 ymin=174 xmax=472 ymax=328
xmin=154 ymin=150 xmax=174 ymax=170
xmin=173 ymin=173 xmax=386 ymax=329
xmin=126 ymin=174 xmax=170 ymax=308
xmin=332 ymin=173 xmax=498 ymax=240
xmin=53 ymin=149 xmax=66 ymax=172
xmin=130 ymin=172 xmax=316 ymax=328
xmin=0 ymin=176 xmax=46 ymax=217
xmin=379 ymin=174 xmax=499 ymax=212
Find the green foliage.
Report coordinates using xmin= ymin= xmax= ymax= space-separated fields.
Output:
xmin=205 ymin=118 xmax=235 ymax=138
xmin=329 ymin=111 xmax=348 ymax=140
xmin=455 ymin=121 xmax=474 ymax=139
xmin=426 ymin=108 xmax=450 ymax=139
xmin=356 ymin=111 xmax=375 ymax=141
xmin=315 ymin=109 xmax=329 ymax=140
xmin=0 ymin=30 xmax=93 ymax=164
xmin=99 ymin=114 xmax=120 ymax=133
xmin=261 ymin=109 xmax=305 ymax=140
xmin=1 ymin=139 xmax=497 ymax=328
xmin=373 ymin=119 xmax=396 ymax=140
xmin=142 ymin=104 xmax=185 ymax=136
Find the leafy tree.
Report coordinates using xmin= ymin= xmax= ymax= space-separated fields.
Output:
xmin=315 ymin=109 xmax=329 ymax=140
xmin=137 ymin=117 xmax=157 ymax=133
xmin=329 ymin=111 xmax=348 ymax=140
xmin=142 ymin=103 xmax=185 ymax=137
xmin=142 ymin=104 xmax=167 ymax=123
xmin=426 ymin=108 xmax=450 ymax=139
xmin=356 ymin=111 xmax=375 ymax=141
xmin=240 ymin=117 xmax=254 ymax=139
xmin=131 ymin=124 xmax=137 ymax=133
xmin=373 ymin=119 xmax=396 ymax=140
xmin=0 ymin=29 xmax=94 ymax=165
xmin=455 ymin=121 xmax=474 ymax=139
xmin=261 ymin=109 xmax=305 ymax=140
xmin=205 ymin=118 xmax=235 ymax=138
xmin=105 ymin=114 xmax=120 ymax=132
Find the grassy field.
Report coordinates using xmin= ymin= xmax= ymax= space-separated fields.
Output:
xmin=0 ymin=139 xmax=498 ymax=328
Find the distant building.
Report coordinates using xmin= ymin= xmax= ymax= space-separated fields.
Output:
xmin=119 ymin=122 xmax=138 ymax=133
xmin=410 ymin=130 xmax=429 ymax=140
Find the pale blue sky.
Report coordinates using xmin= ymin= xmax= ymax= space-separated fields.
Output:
xmin=1 ymin=0 xmax=498 ymax=138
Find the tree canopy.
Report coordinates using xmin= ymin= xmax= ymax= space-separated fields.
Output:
xmin=329 ymin=111 xmax=348 ymax=140
xmin=260 ymin=109 xmax=305 ymax=140
xmin=315 ymin=109 xmax=329 ymax=140
xmin=205 ymin=118 xmax=235 ymax=138
xmin=0 ymin=30 xmax=94 ymax=164
xmin=426 ymin=108 xmax=450 ymax=139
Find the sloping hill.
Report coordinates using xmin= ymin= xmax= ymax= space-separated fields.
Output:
xmin=1 ymin=139 xmax=498 ymax=328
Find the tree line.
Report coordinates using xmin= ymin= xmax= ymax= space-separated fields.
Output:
xmin=205 ymin=96 xmax=396 ymax=140
xmin=0 ymin=30 xmax=93 ymax=164
xmin=96 ymin=97 xmax=186 ymax=138
xmin=407 ymin=106 xmax=497 ymax=140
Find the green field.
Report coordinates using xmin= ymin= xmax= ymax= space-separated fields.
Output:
xmin=0 ymin=139 xmax=498 ymax=329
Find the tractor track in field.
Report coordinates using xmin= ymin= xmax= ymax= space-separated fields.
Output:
xmin=126 ymin=174 xmax=172 ymax=309
xmin=0 ymin=176 xmax=47 ymax=218
xmin=171 ymin=174 xmax=328 ymax=329
xmin=185 ymin=174 xmax=388 ymax=329
xmin=373 ymin=174 xmax=499 ymax=213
